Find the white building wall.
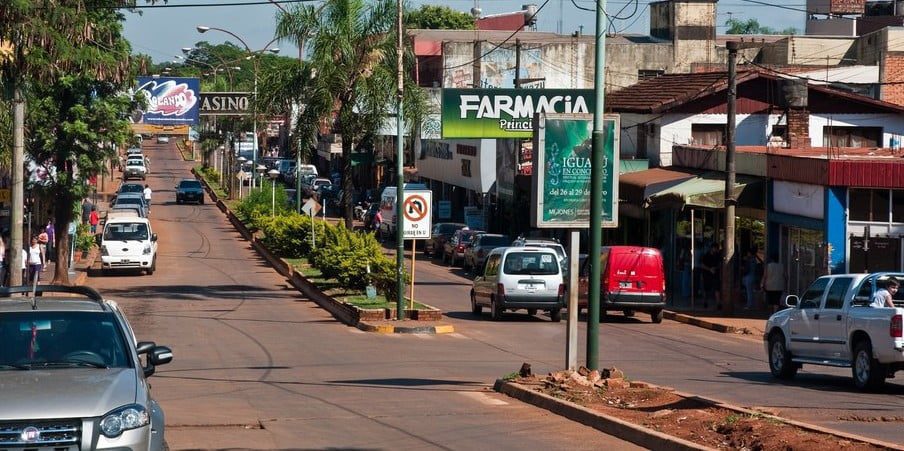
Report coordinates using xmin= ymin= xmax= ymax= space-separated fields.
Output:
xmin=809 ymin=114 xmax=904 ymax=147
xmin=415 ymin=139 xmax=496 ymax=193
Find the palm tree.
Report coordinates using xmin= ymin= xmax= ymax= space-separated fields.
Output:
xmin=273 ymin=0 xmax=428 ymax=228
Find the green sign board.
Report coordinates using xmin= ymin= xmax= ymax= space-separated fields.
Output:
xmin=442 ymin=89 xmax=595 ymax=138
xmin=531 ymin=114 xmax=619 ymax=229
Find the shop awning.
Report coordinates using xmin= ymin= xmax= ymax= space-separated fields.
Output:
xmin=620 ymin=167 xmax=764 ymax=209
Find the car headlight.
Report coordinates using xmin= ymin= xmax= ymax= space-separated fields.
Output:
xmin=99 ymin=404 xmax=149 ymax=437
xmin=101 ymin=245 xmax=108 ymax=256
xmin=143 ymin=245 xmax=152 ymax=255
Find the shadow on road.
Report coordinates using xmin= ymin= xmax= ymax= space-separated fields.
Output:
xmin=97 ymin=284 xmax=295 ymax=301
xmin=721 ymin=371 xmax=904 ymax=395
xmin=325 ymin=378 xmax=484 ymax=387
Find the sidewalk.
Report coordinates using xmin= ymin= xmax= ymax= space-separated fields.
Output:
xmin=664 ymin=293 xmax=773 ymax=336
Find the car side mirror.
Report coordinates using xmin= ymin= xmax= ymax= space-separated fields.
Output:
xmin=151 ymin=233 xmax=158 ymax=242
xmin=136 ymin=341 xmax=155 ymax=355
xmin=784 ymin=295 xmax=799 ymax=307
xmin=150 ymin=346 xmax=173 ymax=366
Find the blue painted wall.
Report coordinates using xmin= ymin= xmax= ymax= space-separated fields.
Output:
xmin=824 ymin=186 xmax=847 ymax=274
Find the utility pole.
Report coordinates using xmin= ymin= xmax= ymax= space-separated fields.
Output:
xmin=724 ymin=41 xmax=740 ymax=315
xmin=587 ymin=0 xmax=608 ymax=371
xmin=514 ymin=39 xmax=522 ymax=88
xmin=10 ymin=87 xmax=25 ymax=286
xmin=395 ymin=0 xmax=406 ymax=320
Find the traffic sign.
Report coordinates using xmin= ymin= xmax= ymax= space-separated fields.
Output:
xmin=402 ymin=190 xmax=432 ymax=239
xmin=301 ymin=198 xmax=321 ymax=217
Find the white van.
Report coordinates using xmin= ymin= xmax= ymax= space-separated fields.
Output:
xmin=100 ymin=217 xmax=158 ymax=275
xmin=379 ymin=183 xmax=428 ymax=236
xmin=470 ymin=247 xmax=565 ymax=322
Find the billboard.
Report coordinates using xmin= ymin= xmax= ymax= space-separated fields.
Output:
xmin=442 ymin=89 xmax=594 ymax=138
xmin=531 ymin=114 xmax=619 ymax=229
xmin=135 ymin=77 xmax=200 ymax=125
xmin=200 ymin=92 xmax=251 ymax=116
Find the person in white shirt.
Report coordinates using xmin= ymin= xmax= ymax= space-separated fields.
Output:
xmin=871 ymin=278 xmax=898 ymax=308
xmin=144 ymin=184 xmax=152 ymax=214
xmin=27 ymin=237 xmax=43 ymax=284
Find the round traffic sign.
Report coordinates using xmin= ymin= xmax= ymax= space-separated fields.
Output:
xmin=403 ymin=195 xmax=428 ymax=222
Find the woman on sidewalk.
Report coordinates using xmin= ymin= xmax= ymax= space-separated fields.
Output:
xmin=761 ymin=254 xmax=786 ymax=314
xmin=27 ymin=237 xmax=43 ymax=284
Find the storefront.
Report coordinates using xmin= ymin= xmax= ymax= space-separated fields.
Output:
xmin=415 ymin=138 xmax=496 ymax=228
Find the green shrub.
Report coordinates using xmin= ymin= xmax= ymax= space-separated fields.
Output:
xmin=257 ymin=213 xmax=329 ymax=257
xmin=309 ymin=223 xmax=406 ymax=299
xmin=236 ymin=184 xmax=291 ymax=229
xmin=75 ymin=223 xmax=95 ymax=253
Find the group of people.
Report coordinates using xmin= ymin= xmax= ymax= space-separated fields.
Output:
xmin=0 ymin=219 xmax=56 ymax=286
xmin=693 ymin=243 xmax=786 ymax=313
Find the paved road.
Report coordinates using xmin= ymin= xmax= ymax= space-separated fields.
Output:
xmin=407 ymin=243 xmax=904 ymax=444
xmin=86 ymin=141 xmax=642 ymax=450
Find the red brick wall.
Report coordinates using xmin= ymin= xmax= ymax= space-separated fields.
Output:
xmin=787 ymin=108 xmax=811 ymax=149
xmin=881 ymin=52 xmax=904 ymax=107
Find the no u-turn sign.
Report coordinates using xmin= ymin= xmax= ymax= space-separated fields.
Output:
xmin=402 ymin=190 xmax=432 ymax=239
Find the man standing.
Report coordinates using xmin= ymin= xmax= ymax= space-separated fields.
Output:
xmin=81 ymin=199 xmax=93 ymax=224
xmin=143 ymin=184 xmax=152 ymax=213
xmin=44 ymin=219 xmax=55 ymax=263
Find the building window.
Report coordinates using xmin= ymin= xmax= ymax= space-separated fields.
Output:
xmin=849 ymin=188 xmax=890 ymax=222
xmin=638 ymin=69 xmax=665 ymax=80
xmin=893 ymin=190 xmax=904 ymax=223
xmin=417 ymin=55 xmax=442 ymax=88
xmin=823 ymin=126 xmax=882 ymax=148
xmin=690 ymin=124 xmax=725 ymax=147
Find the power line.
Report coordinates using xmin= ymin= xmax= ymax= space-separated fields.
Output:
xmin=88 ymin=0 xmax=319 ymax=9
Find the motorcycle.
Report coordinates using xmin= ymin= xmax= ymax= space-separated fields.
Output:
xmin=354 ymin=201 xmax=371 ymax=221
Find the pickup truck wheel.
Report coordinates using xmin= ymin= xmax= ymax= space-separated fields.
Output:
xmin=470 ymin=291 xmax=481 ymax=315
xmin=146 ymin=258 xmax=156 ymax=275
xmin=768 ymin=333 xmax=797 ymax=379
xmin=549 ymin=309 xmax=562 ymax=323
xmin=490 ymin=297 xmax=503 ymax=321
xmin=853 ymin=341 xmax=886 ymax=391
xmin=527 ymin=308 xmax=537 ymax=316
xmin=650 ymin=309 xmax=664 ymax=323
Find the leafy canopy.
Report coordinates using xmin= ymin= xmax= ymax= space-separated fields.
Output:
xmin=406 ymin=5 xmax=475 ymax=30
xmin=725 ymin=18 xmax=797 ymax=36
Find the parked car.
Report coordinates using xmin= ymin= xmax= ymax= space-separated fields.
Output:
xmin=764 ymin=272 xmax=904 ymax=390
xmin=317 ymin=184 xmax=342 ymax=211
xmin=107 ymin=205 xmax=146 ymax=219
xmin=100 ymin=216 xmax=158 ymax=275
xmin=175 ymin=179 xmax=204 ymax=204
xmin=464 ymin=233 xmax=511 ymax=271
xmin=126 ymin=147 xmax=143 ymax=156
xmin=578 ymin=246 xmax=666 ymax=323
xmin=123 ymin=158 xmax=147 ymax=181
xmin=0 ymin=285 xmax=172 ymax=450
xmin=424 ymin=222 xmax=467 ymax=258
xmin=112 ymin=193 xmax=149 ymax=218
xmin=512 ymin=237 xmax=567 ymax=269
xmin=156 ymin=135 xmax=169 ymax=144
xmin=471 ymin=246 xmax=565 ymax=321
xmin=304 ymin=178 xmax=332 ymax=198
xmin=117 ymin=182 xmax=144 ymax=195
xmin=442 ymin=229 xmax=483 ymax=267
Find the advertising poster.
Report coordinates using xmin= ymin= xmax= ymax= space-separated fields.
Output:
xmin=442 ymin=89 xmax=594 ymax=139
xmin=531 ymin=114 xmax=619 ymax=229
xmin=135 ymin=77 xmax=200 ymax=125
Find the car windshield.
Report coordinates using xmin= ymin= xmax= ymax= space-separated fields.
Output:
xmin=115 ymin=198 xmax=144 ymax=208
xmin=179 ymin=181 xmax=202 ymax=189
xmin=0 ymin=311 xmax=130 ymax=369
xmin=119 ymin=184 xmax=143 ymax=193
xmin=103 ymin=222 xmax=149 ymax=241
xmin=502 ymin=252 xmax=560 ymax=275
xmin=126 ymin=160 xmax=144 ymax=167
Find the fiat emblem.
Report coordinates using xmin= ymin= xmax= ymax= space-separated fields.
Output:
xmin=20 ymin=426 xmax=40 ymax=442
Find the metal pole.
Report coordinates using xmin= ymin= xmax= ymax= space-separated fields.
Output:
xmin=566 ymin=230 xmax=580 ymax=370
xmin=690 ymin=208 xmax=695 ymax=312
xmin=395 ymin=0 xmax=406 ymax=320
xmin=410 ymin=238 xmax=416 ymax=310
xmin=271 ymin=178 xmax=276 ymax=216
xmin=10 ymin=87 xmax=25 ymax=286
xmin=724 ymin=42 xmax=739 ymax=314
xmin=252 ymin=74 xmax=258 ymax=190
xmin=587 ymin=0 xmax=608 ymax=371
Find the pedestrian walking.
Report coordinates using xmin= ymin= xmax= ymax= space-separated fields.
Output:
xmin=761 ymin=254 xmax=786 ymax=313
xmin=27 ymin=237 xmax=42 ymax=284
xmin=144 ymin=184 xmax=152 ymax=213
xmin=81 ymin=199 xmax=93 ymax=224
xmin=742 ymin=247 xmax=762 ymax=310
xmin=37 ymin=229 xmax=49 ymax=271
xmin=20 ymin=247 xmax=27 ymax=285
xmin=44 ymin=219 xmax=56 ymax=263
xmin=700 ymin=243 xmax=722 ymax=309
xmin=89 ymin=207 xmax=99 ymax=234
xmin=0 ymin=236 xmax=7 ymax=287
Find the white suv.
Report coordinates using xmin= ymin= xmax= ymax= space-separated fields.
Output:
xmin=471 ymin=247 xmax=565 ymax=321
xmin=100 ymin=217 xmax=158 ymax=275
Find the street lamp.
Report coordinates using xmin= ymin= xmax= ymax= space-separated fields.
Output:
xmin=237 ymin=156 xmax=247 ymax=199
xmin=255 ymin=164 xmax=267 ymax=192
xmin=196 ymin=25 xmax=281 ymax=187
xmin=267 ymin=169 xmax=280 ymax=216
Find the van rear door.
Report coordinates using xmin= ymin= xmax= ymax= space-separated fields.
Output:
xmin=606 ymin=248 xmax=665 ymax=305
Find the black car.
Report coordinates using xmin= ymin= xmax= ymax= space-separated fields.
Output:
xmin=175 ymin=179 xmax=204 ymax=204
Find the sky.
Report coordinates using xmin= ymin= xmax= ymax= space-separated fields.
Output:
xmin=123 ymin=0 xmax=807 ymax=65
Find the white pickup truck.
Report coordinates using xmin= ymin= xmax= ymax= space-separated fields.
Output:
xmin=764 ymin=272 xmax=904 ymax=390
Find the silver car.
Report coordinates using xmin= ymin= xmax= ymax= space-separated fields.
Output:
xmin=0 ymin=285 xmax=172 ymax=450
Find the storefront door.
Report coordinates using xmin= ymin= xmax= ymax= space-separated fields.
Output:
xmin=849 ymin=237 xmax=901 ymax=273
xmin=782 ymin=226 xmax=829 ymax=296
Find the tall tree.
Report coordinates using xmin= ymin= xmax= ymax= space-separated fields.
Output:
xmin=406 ymin=5 xmax=475 ymax=30
xmin=274 ymin=0 xmax=428 ymax=228
xmin=0 ymin=1 xmax=136 ymax=285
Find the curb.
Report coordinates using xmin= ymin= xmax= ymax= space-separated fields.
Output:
xmin=356 ymin=321 xmax=455 ymax=335
xmin=663 ymin=310 xmax=739 ymax=333
xmin=496 ymin=379 xmax=903 ymax=451
xmin=494 ymin=380 xmax=712 ymax=451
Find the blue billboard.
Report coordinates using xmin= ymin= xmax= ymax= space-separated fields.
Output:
xmin=135 ymin=77 xmax=200 ymax=125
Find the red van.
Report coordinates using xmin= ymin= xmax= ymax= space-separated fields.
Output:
xmin=578 ymin=246 xmax=667 ymax=323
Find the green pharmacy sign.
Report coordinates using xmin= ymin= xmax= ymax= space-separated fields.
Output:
xmin=531 ymin=114 xmax=619 ymax=228
xmin=442 ymin=89 xmax=595 ymax=138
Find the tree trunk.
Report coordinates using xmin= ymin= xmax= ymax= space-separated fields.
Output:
xmin=51 ymin=195 xmax=76 ymax=286
xmin=341 ymin=134 xmax=354 ymax=229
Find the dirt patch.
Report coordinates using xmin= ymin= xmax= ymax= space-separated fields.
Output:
xmin=512 ymin=368 xmax=885 ymax=451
